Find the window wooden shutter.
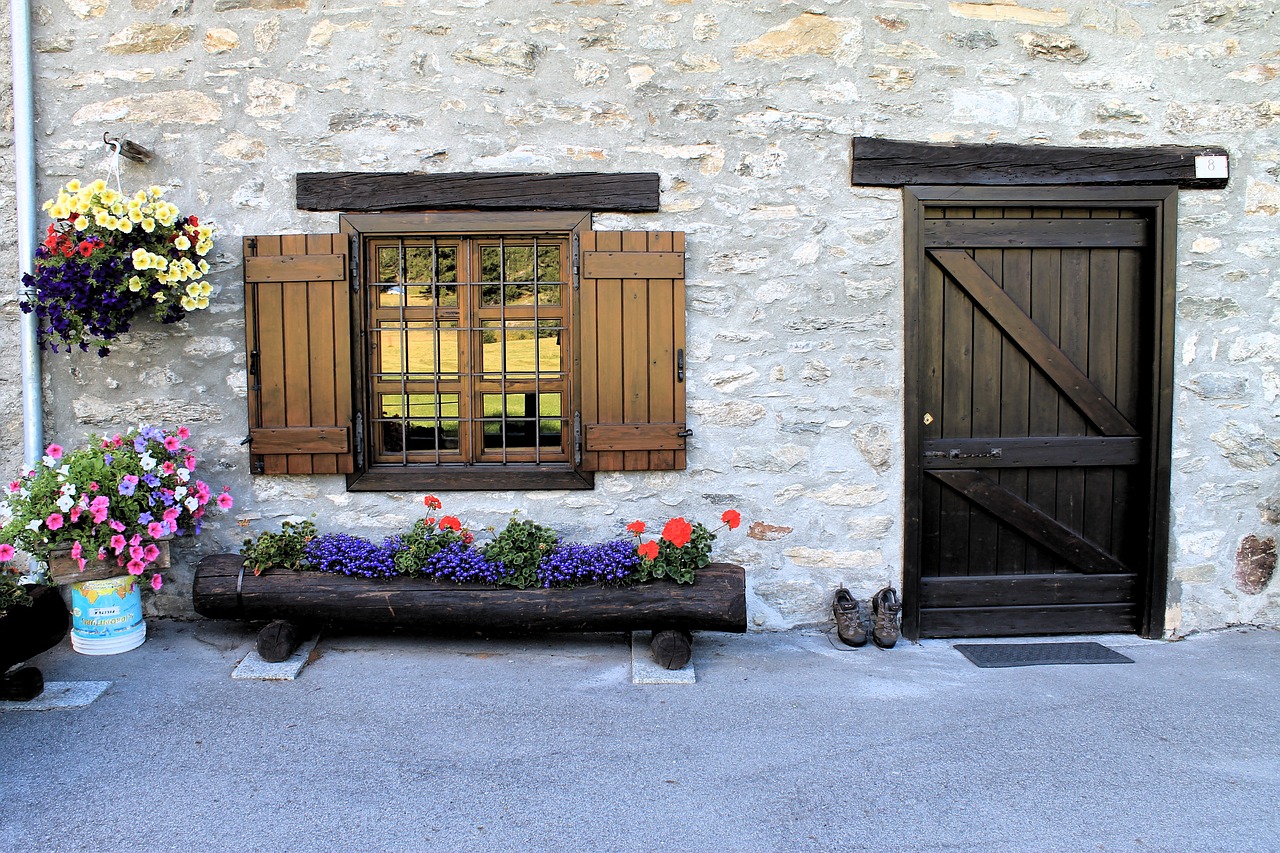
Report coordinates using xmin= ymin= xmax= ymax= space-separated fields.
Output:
xmin=578 ymin=230 xmax=687 ymax=472
xmin=244 ymin=234 xmax=355 ymax=475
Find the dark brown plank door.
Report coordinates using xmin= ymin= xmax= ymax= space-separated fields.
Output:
xmin=577 ymin=231 xmax=687 ymax=472
xmin=914 ymin=205 xmax=1156 ymax=638
xmin=244 ymin=234 xmax=356 ymax=475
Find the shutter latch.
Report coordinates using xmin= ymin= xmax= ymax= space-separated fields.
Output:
xmin=676 ymin=348 xmax=685 ymax=383
xmin=248 ymin=350 xmax=261 ymax=391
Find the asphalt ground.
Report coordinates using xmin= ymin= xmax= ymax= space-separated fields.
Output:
xmin=2 ymin=621 xmax=1277 ymax=852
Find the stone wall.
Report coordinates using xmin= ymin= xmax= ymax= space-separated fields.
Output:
xmin=3 ymin=0 xmax=1278 ymax=632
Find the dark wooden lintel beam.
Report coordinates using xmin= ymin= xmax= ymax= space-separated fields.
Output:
xmin=296 ymin=171 xmax=661 ymax=212
xmin=851 ymin=137 xmax=1230 ymax=189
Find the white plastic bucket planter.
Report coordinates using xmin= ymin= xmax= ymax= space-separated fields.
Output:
xmin=69 ymin=575 xmax=146 ymax=655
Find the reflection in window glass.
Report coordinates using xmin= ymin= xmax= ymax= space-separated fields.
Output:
xmin=368 ymin=235 xmax=568 ymax=465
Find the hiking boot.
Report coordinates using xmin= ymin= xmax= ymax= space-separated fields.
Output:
xmin=832 ymin=588 xmax=867 ymax=647
xmin=872 ymin=587 xmax=902 ymax=649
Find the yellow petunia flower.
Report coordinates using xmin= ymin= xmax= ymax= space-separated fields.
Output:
xmin=127 ymin=276 xmax=143 ymax=292
xmin=141 ymin=218 xmax=155 ymax=233
xmin=174 ymin=235 xmax=191 ymax=251
xmin=131 ymin=248 xmax=151 ymax=269
xmin=195 ymin=296 xmax=209 ymax=310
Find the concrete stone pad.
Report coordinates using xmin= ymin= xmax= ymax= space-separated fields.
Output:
xmin=630 ymin=631 xmax=696 ymax=684
xmin=0 ymin=680 xmax=111 ymax=711
xmin=231 ymin=633 xmax=320 ymax=680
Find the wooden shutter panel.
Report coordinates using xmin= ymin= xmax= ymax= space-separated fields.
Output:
xmin=578 ymin=231 xmax=687 ymax=472
xmin=244 ymin=234 xmax=355 ymax=475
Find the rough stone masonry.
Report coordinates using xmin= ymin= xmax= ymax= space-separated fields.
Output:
xmin=1 ymin=0 xmax=1277 ymax=633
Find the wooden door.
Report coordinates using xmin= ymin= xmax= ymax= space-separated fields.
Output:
xmin=903 ymin=187 xmax=1176 ymax=640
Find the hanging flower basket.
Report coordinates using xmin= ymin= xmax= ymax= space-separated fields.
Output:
xmin=20 ymin=178 xmax=216 ymax=357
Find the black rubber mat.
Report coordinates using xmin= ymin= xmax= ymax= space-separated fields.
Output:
xmin=954 ymin=641 xmax=1134 ymax=668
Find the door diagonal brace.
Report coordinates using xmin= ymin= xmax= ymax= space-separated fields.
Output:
xmin=928 ymin=248 xmax=1137 ymax=437
xmin=929 ymin=468 xmax=1131 ymax=575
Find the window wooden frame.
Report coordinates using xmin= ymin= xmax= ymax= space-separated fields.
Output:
xmin=342 ymin=211 xmax=592 ymax=492
xmin=243 ymin=211 xmax=689 ymax=493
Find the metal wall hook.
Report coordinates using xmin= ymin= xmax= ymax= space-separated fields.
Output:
xmin=103 ymin=132 xmax=153 ymax=164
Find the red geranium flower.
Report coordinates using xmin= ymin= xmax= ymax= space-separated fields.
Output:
xmin=626 ymin=520 xmax=646 ymax=535
xmin=637 ymin=541 xmax=659 ymax=561
xmin=661 ymin=517 xmax=693 ymax=549
xmin=721 ymin=509 xmax=741 ymax=530
xmin=439 ymin=516 xmax=461 ymax=531
xmin=423 ymin=494 xmax=442 ymax=510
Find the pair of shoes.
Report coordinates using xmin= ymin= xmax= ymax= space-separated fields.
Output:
xmin=832 ymin=588 xmax=867 ymax=647
xmin=872 ymin=587 xmax=902 ymax=649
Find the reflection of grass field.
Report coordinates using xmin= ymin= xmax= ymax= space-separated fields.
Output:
xmin=381 ymin=393 xmax=560 ymax=419
xmin=379 ymin=331 xmax=561 ymax=374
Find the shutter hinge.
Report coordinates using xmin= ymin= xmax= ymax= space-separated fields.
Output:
xmin=573 ymin=411 xmax=582 ymax=466
xmin=354 ymin=411 xmax=364 ymax=469
xmin=246 ymin=237 xmax=257 ymax=255
xmin=248 ymin=350 xmax=261 ymax=391
xmin=349 ymin=235 xmax=360 ymax=292
xmin=572 ymin=233 xmax=580 ymax=290
xmin=251 ymin=456 xmax=264 ymax=475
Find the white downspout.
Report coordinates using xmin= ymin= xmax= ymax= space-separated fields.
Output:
xmin=10 ymin=0 xmax=42 ymax=475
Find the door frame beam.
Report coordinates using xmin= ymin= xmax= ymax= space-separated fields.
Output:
xmin=902 ymin=185 xmax=1177 ymax=641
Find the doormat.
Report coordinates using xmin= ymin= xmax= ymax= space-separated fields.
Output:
xmin=954 ymin=642 xmax=1134 ymax=668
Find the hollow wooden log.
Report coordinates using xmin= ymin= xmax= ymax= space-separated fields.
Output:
xmin=47 ymin=540 xmax=171 ymax=585
xmin=256 ymin=619 xmax=301 ymax=663
xmin=193 ymin=554 xmax=747 ymax=634
xmin=651 ymin=629 xmax=693 ymax=670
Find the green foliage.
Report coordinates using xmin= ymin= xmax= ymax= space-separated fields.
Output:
xmin=392 ymin=518 xmax=469 ymax=577
xmin=482 ymin=515 xmax=560 ymax=589
xmin=0 ymin=571 xmax=32 ymax=619
xmin=240 ymin=519 xmax=318 ymax=576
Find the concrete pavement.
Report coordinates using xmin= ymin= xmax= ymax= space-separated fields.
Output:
xmin=2 ymin=621 xmax=1277 ymax=852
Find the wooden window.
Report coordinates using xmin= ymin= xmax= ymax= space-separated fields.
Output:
xmin=243 ymin=213 xmax=688 ymax=491
xmin=366 ymin=235 xmax=571 ymax=468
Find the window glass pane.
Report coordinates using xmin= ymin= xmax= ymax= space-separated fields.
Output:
xmin=376 ymin=247 xmax=399 ymax=284
xmin=505 ymin=246 xmax=535 ymax=282
xmin=480 ymin=246 xmax=501 ymax=282
xmin=375 ymin=327 xmax=405 ymax=374
xmin=437 ymin=246 xmax=457 ymax=283
xmin=536 ymin=245 xmax=560 ymax=283
xmin=537 ymin=321 xmax=563 ymax=373
xmin=377 ymin=322 xmax=459 ymax=376
xmin=479 ymin=320 xmax=563 ymax=375
xmin=405 ymin=246 xmax=434 ymax=282
xmin=538 ymin=284 xmax=561 ymax=306
xmin=376 ymin=284 xmax=402 ymax=308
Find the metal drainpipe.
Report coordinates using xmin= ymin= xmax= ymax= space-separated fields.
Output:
xmin=10 ymin=0 xmax=43 ymax=475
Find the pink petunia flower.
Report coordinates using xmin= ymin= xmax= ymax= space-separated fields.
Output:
xmin=143 ymin=544 xmax=160 ymax=563
xmin=70 ymin=541 xmax=83 ymax=559
xmin=126 ymin=559 xmax=145 ymax=575
xmin=108 ymin=519 xmax=126 ymax=533
xmin=148 ymin=522 xmax=166 ymax=539
xmin=163 ymin=507 xmax=180 ymax=523
xmin=129 ymin=545 xmax=145 ymax=561
xmin=7 ymin=481 xmax=19 ymax=494
xmin=109 ymin=534 xmax=127 ymax=554
xmin=177 ymin=426 xmax=190 ymax=439
xmin=151 ymin=573 xmax=164 ymax=591
xmin=45 ymin=443 xmax=63 ymax=460
xmin=46 ymin=513 xmax=64 ymax=531
xmin=216 ymin=493 xmax=233 ymax=510
xmin=0 ymin=544 xmax=15 ymax=562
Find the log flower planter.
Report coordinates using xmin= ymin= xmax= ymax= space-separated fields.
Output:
xmin=192 ymin=553 xmax=747 ymax=667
